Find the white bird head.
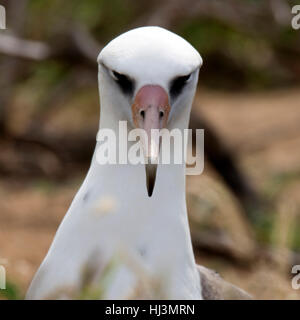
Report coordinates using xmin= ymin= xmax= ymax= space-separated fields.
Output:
xmin=97 ymin=26 xmax=202 ymax=196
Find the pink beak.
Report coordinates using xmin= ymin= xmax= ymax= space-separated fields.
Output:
xmin=132 ymin=85 xmax=170 ymax=196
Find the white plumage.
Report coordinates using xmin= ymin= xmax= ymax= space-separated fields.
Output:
xmin=27 ymin=26 xmax=203 ymax=299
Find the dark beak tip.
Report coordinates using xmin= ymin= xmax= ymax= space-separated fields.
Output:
xmin=145 ymin=163 xmax=157 ymax=198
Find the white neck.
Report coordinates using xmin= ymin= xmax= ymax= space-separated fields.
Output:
xmin=77 ymin=92 xmax=202 ymax=298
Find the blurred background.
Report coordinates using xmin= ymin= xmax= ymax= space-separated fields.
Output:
xmin=0 ymin=0 xmax=300 ymax=299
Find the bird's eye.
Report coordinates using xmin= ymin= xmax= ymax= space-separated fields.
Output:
xmin=111 ymin=70 xmax=134 ymax=95
xmin=170 ymin=74 xmax=191 ymax=98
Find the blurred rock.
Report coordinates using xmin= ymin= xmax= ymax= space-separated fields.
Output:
xmin=187 ymin=174 xmax=256 ymax=263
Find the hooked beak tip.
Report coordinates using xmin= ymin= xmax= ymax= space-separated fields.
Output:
xmin=145 ymin=162 xmax=158 ymax=197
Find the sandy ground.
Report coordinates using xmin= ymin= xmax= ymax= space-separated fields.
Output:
xmin=1 ymin=87 xmax=300 ymax=299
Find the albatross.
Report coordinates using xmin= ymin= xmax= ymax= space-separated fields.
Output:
xmin=26 ymin=26 xmax=251 ymax=300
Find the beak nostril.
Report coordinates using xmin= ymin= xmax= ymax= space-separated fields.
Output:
xmin=159 ymin=111 xmax=164 ymax=118
xmin=140 ymin=110 xmax=145 ymax=119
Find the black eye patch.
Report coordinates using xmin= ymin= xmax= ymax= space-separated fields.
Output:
xmin=170 ymin=74 xmax=191 ymax=98
xmin=112 ymin=70 xmax=134 ymax=95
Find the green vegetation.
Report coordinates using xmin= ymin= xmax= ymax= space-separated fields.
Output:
xmin=0 ymin=281 xmax=22 ymax=300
